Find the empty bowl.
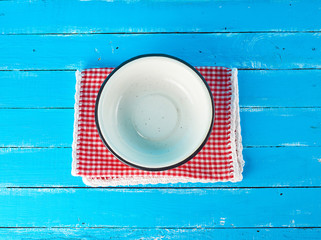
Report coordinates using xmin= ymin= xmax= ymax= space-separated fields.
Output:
xmin=95 ymin=54 xmax=214 ymax=171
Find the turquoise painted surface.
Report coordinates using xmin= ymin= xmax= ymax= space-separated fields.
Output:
xmin=1 ymin=147 xmax=321 ymax=187
xmin=1 ymin=228 xmax=320 ymax=240
xmin=0 ymin=188 xmax=320 ymax=227
xmin=1 ymin=33 xmax=321 ymax=70
xmin=1 ymin=1 xmax=321 ymax=33
xmin=0 ymin=0 xmax=320 ymax=239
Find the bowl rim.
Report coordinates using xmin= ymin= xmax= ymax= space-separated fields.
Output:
xmin=95 ymin=53 xmax=215 ymax=171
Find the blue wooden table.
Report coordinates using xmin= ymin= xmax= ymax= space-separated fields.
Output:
xmin=1 ymin=1 xmax=321 ymax=239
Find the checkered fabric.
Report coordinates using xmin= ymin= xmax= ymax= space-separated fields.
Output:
xmin=72 ymin=67 xmax=244 ymax=186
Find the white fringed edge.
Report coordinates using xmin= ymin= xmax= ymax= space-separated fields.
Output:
xmin=71 ymin=70 xmax=82 ymax=176
xmin=83 ymin=176 xmax=236 ymax=187
xmin=73 ymin=68 xmax=244 ymax=186
xmin=229 ymin=68 xmax=244 ymax=182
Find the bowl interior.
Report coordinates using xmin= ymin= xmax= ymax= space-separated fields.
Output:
xmin=97 ymin=56 xmax=213 ymax=169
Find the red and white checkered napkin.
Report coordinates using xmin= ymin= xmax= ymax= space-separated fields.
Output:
xmin=72 ymin=67 xmax=244 ymax=186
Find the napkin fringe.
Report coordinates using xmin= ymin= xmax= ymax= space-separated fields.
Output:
xmin=229 ymin=68 xmax=244 ymax=182
xmin=83 ymin=175 xmax=238 ymax=187
xmin=71 ymin=70 xmax=82 ymax=176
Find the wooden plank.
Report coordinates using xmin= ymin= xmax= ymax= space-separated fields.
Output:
xmin=1 ymin=1 xmax=321 ymax=34
xmin=0 ymin=33 xmax=321 ymax=70
xmin=239 ymin=70 xmax=321 ymax=107
xmin=1 ymin=70 xmax=321 ymax=108
xmin=240 ymin=108 xmax=321 ymax=147
xmin=0 ymin=188 xmax=320 ymax=227
xmin=0 ymin=110 xmax=73 ymax=148
xmin=0 ymin=71 xmax=75 ymax=108
xmin=0 ymin=148 xmax=82 ymax=187
xmin=0 ymin=108 xmax=320 ymax=147
xmin=0 ymin=228 xmax=320 ymax=240
xmin=1 ymin=147 xmax=321 ymax=187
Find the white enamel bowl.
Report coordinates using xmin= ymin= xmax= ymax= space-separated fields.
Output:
xmin=95 ymin=54 xmax=214 ymax=171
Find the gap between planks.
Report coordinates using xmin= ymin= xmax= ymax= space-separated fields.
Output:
xmin=2 ymin=68 xmax=321 ymax=71
xmin=3 ymin=30 xmax=321 ymax=35
xmin=0 ymin=226 xmax=320 ymax=229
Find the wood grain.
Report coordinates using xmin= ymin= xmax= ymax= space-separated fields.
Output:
xmin=0 ymin=188 xmax=320 ymax=227
xmin=0 ymin=71 xmax=75 ymax=108
xmin=1 ymin=147 xmax=321 ymax=187
xmin=0 ymin=228 xmax=320 ymax=240
xmin=0 ymin=33 xmax=321 ymax=70
xmin=1 ymin=1 xmax=321 ymax=34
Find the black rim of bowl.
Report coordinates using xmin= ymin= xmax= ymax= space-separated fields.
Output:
xmin=95 ymin=53 xmax=215 ymax=171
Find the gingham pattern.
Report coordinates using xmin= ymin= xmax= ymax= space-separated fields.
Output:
xmin=72 ymin=67 xmax=242 ymax=184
